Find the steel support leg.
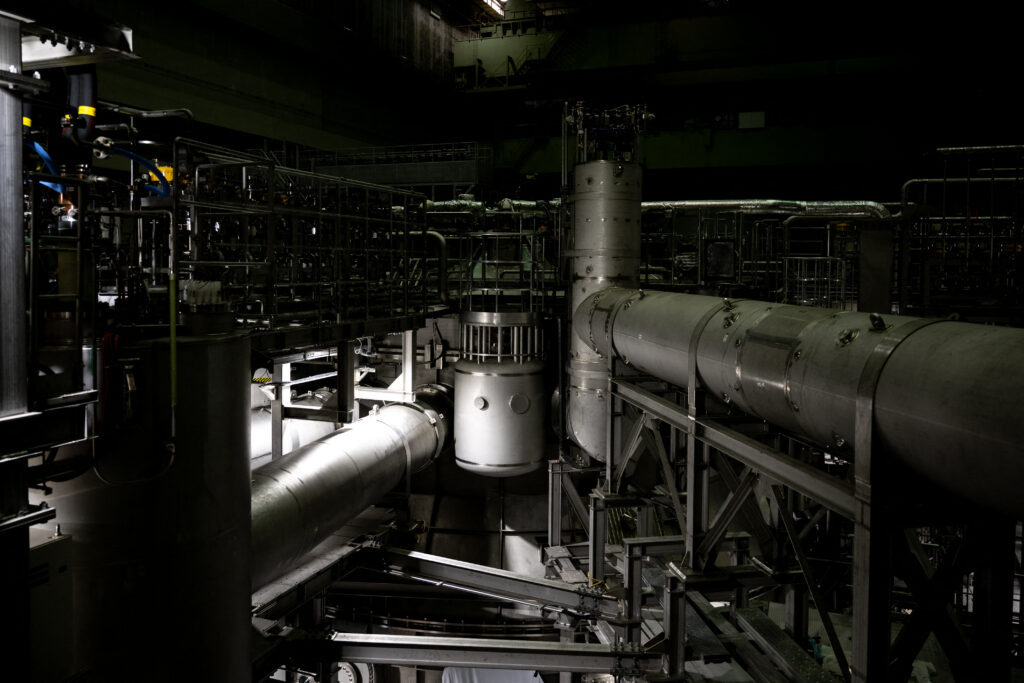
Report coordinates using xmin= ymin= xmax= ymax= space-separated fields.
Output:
xmin=664 ymin=570 xmax=687 ymax=676
xmin=271 ymin=361 xmax=291 ymax=460
xmin=588 ymin=492 xmax=607 ymax=583
xmin=965 ymin=518 xmax=1015 ymax=681
xmin=548 ymin=460 xmax=564 ymax=548
xmin=337 ymin=341 xmax=356 ymax=424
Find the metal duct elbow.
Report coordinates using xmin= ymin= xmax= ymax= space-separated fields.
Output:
xmin=250 ymin=384 xmax=452 ymax=589
xmin=574 ymin=287 xmax=1024 ymax=518
xmin=801 ymin=201 xmax=890 ymax=220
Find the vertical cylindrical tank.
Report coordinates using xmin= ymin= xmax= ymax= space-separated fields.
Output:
xmin=566 ymin=160 xmax=641 ymax=461
xmin=46 ymin=333 xmax=251 ymax=681
xmin=455 ymin=312 xmax=546 ymax=477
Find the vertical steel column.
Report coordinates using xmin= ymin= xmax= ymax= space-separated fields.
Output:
xmin=625 ymin=541 xmax=644 ymax=643
xmin=851 ymin=334 xmax=897 ymax=682
xmin=0 ymin=15 xmax=26 ymax=417
xmin=271 ymin=361 xmax=291 ymax=460
xmin=402 ymin=329 xmax=416 ymax=395
xmin=968 ymin=518 xmax=1015 ymax=681
xmin=588 ymin=491 xmax=607 ymax=582
xmin=785 ymin=585 xmax=809 ymax=644
xmin=338 ymin=341 xmax=356 ymax=424
xmin=547 ymin=460 xmax=563 ymax=547
xmin=0 ymin=17 xmax=28 ymax=680
xmin=664 ymin=570 xmax=687 ymax=676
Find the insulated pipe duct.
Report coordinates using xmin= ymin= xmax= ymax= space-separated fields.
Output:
xmin=566 ymin=160 xmax=641 ymax=461
xmin=251 ymin=385 xmax=452 ymax=588
xmin=640 ymin=200 xmax=890 ymax=219
xmin=574 ymin=287 xmax=1024 ymax=517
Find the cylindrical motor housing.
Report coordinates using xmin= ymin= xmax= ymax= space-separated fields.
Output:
xmin=454 ymin=311 xmax=546 ymax=477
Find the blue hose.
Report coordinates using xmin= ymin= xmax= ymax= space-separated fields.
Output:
xmin=111 ymin=146 xmax=171 ymax=197
xmin=27 ymin=141 xmax=64 ymax=194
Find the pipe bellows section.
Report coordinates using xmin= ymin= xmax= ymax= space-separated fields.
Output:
xmin=251 ymin=385 xmax=452 ymax=589
xmin=574 ymin=287 xmax=1024 ymax=518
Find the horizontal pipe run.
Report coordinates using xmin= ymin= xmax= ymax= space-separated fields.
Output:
xmin=641 ymin=200 xmax=890 ymax=219
xmin=250 ymin=385 xmax=451 ymax=589
xmin=574 ymin=287 xmax=1024 ymax=517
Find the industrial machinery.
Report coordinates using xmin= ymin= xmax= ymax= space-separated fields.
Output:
xmin=3 ymin=11 xmax=1023 ymax=683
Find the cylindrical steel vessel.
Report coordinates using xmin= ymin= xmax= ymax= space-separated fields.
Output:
xmin=566 ymin=161 xmax=641 ymax=461
xmin=454 ymin=311 xmax=546 ymax=477
xmin=47 ymin=333 xmax=251 ymax=680
xmin=455 ymin=359 xmax=546 ymax=476
xmin=574 ymin=287 xmax=1024 ymax=517
xmin=251 ymin=384 xmax=452 ymax=588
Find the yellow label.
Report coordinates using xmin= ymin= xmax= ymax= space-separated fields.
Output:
xmin=22 ymin=116 xmax=31 ymax=127
xmin=149 ymin=165 xmax=174 ymax=183
xmin=78 ymin=105 xmax=97 ymax=117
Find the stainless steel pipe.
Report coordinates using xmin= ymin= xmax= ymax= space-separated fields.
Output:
xmin=566 ymin=161 xmax=642 ymax=461
xmin=574 ymin=287 xmax=1024 ymax=517
xmin=640 ymin=200 xmax=890 ymax=219
xmin=251 ymin=385 xmax=452 ymax=588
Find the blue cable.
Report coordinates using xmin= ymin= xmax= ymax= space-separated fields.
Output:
xmin=27 ymin=141 xmax=65 ymax=194
xmin=110 ymin=146 xmax=171 ymax=197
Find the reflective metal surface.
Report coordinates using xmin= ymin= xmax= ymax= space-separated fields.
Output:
xmin=251 ymin=384 xmax=452 ymax=588
xmin=455 ymin=359 xmax=546 ymax=476
xmin=566 ymin=161 xmax=641 ymax=461
xmin=576 ymin=287 xmax=1024 ymax=517
xmin=0 ymin=16 xmax=26 ymax=417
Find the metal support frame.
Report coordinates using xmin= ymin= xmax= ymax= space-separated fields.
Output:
xmin=622 ymin=535 xmax=686 ymax=643
xmin=588 ymin=491 xmax=608 ymax=583
xmin=770 ymin=485 xmax=851 ymax=682
xmin=314 ymin=633 xmax=662 ymax=674
xmin=641 ymin=418 xmax=687 ymax=533
xmin=562 ymin=468 xmax=590 ymax=533
xmin=611 ymin=379 xmax=856 ymax=520
xmin=695 ymin=465 xmax=757 ymax=572
xmin=548 ymin=460 xmax=564 ymax=547
xmin=337 ymin=341 xmax=356 ymax=424
xmin=270 ymin=361 xmax=291 ymax=460
xmin=379 ymin=547 xmax=620 ymax=620
xmin=850 ymin=319 xmax=937 ymax=681
xmin=663 ymin=567 xmax=687 ymax=676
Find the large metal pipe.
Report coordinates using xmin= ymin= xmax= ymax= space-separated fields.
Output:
xmin=251 ymin=384 xmax=452 ymax=588
xmin=566 ymin=160 xmax=642 ymax=461
xmin=574 ymin=287 xmax=1024 ymax=517
xmin=0 ymin=15 xmax=26 ymax=417
xmin=641 ymin=199 xmax=890 ymax=219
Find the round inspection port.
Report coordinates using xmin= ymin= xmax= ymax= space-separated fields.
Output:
xmin=509 ymin=394 xmax=530 ymax=415
xmin=474 ymin=396 xmax=489 ymax=411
